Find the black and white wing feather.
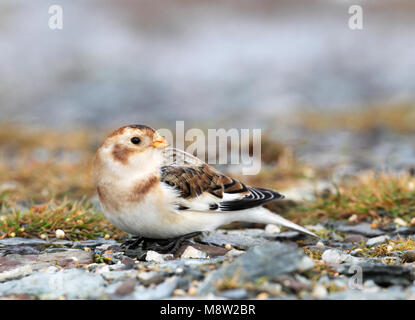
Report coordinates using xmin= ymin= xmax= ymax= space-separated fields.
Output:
xmin=160 ymin=148 xmax=284 ymax=212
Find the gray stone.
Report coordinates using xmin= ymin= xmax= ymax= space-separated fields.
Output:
xmin=0 ymin=269 xmax=106 ymax=299
xmin=343 ymin=234 xmax=368 ymax=243
xmin=113 ymin=279 xmax=137 ymax=296
xmin=328 ymin=288 xmax=409 ymax=300
xmin=366 ymin=235 xmax=390 ymax=246
xmin=336 ymin=223 xmax=385 ymax=237
xmin=0 ymin=250 xmax=93 ymax=273
xmin=4 ymin=246 xmax=41 ymax=255
xmin=218 ymin=289 xmax=248 ymax=299
xmin=132 ymin=276 xmax=179 ymax=299
xmin=200 ymin=230 xmax=270 ymax=250
xmin=137 ymin=271 xmax=165 ymax=286
xmin=0 ymin=265 xmax=33 ymax=282
xmin=198 ymin=242 xmax=313 ymax=295
xmin=0 ymin=237 xmax=47 ymax=247
xmin=403 ymin=250 xmax=415 ymax=263
xmin=392 ymin=227 xmax=415 ymax=236
xmin=72 ymin=238 xmax=117 ymax=248
xmin=339 ymin=263 xmax=415 ymax=287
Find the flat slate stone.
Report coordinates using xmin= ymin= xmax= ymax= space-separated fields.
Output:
xmin=0 ymin=269 xmax=106 ymax=299
xmin=200 ymin=230 xmax=270 ymax=250
xmin=0 ymin=250 xmax=93 ymax=273
xmin=335 ymin=223 xmax=385 ymax=237
xmin=0 ymin=238 xmax=47 ymax=247
xmin=198 ymin=242 xmax=313 ymax=295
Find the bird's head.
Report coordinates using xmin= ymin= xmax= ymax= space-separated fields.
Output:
xmin=93 ymin=125 xmax=169 ymax=180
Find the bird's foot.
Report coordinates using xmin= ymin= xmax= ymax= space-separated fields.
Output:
xmin=142 ymin=232 xmax=202 ymax=254
xmin=121 ymin=236 xmax=144 ymax=249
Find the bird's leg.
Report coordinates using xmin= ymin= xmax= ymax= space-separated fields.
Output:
xmin=142 ymin=232 xmax=202 ymax=254
xmin=121 ymin=236 xmax=144 ymax=249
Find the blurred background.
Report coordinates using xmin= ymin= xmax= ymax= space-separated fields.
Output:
xmin=1 ymin=0 xmax=414 ymax=128
xmin=1 ymin=0 xmax=415 ymax=202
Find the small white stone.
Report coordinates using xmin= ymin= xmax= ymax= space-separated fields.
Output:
xmin=348 ymin=214 xmax=358 ymax=222
xmin=55 ymin=229 xmax=65 ymax=239
xmin=145 ymin=250 xmax=165 ymax=263
xmin=181 ymin=246 xmax=207 ymax=259
xmin=316 ymin=241 xmax=325 ymax=248
xmin=265 ymin=224 xmax=281 ymax=234
xmin=298 ymin=256 xmax=314 ymax=271
xmin=322 ymin=249 xmax=348 ymax=266
xmin=310 ymin=284 xmax=328 ymax=299
xmin=394 ymin=217 xmax=408 ymax=227
xmin=95 ymin=265 xmax=111 ymax=274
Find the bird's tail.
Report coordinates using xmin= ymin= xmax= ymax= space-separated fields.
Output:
xmin=240 ymin=207 xmax=319 ymax=238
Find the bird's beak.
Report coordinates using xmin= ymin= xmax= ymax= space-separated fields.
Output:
xmin=152 ymin=135 xmax=168 ymax=148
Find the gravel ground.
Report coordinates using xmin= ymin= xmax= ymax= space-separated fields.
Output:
xmin=1 ymin=220 xmax=415 ymax=300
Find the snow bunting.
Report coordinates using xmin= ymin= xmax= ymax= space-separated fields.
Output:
xmin=93 ymin=125 xmax=317 ymax=251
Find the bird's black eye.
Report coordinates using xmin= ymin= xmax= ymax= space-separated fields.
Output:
xmin=130 ymin=137 xmax=141 ymax=144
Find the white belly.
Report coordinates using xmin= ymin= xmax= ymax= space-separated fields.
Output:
xmin=100 ymin=184 xmax=231 ymax=239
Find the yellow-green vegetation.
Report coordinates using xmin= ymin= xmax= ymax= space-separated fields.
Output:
xmin=0 ymin=126 xmax=123 ymax=240
xmin=0 ymin=199 xmax=124 ymax=240
xmin=353 ymin=236 xmax=415 ymax=259
xmin=286 ymin=171 xmax=415 ymax=225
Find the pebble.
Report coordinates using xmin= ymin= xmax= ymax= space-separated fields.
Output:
xmin=348 ymin=214 xmax=358 ymax=222
xmin=316 ymin=241 xmax=325 ymax=248
xmin=55 ymin=229 xmax=65 ymax=239
xmin=173 ymin=289 xmax=186 ymax=296
xmin=402 ymin=250 xmax=415 ymax=263
xmin=394 ymin=218 xmax=408 ymax=227
xmin=181 ymin=246 xmax=208 ymax=259
xmin=310 ymin=284 xmax=328 ymax=299
xmin=336 ymin=223 xmax=384 ymax=237
xmin=256 ymin=292 xmax=269 ymax=299
xmin=114 ymin=279 xmax=136 ymax=296
xmin=344 ymin=234 xmax=367 ymax=243
xmin=219 ymin=289 xmax=248 ymax=299
xmin=225 ymin=249 xmax=245 ymax=257
xmin=366 ymin=235 xmax=390 ymax=246
xmin=145 ymin=251 xmax=166 ymax=263
xmin=265 ymin=224 xmax=281 ymax=234
xmin=137 ymin=271 xmax=165 ymax=286
xmin=322 ymin=249 xmax=349 ymax=266
xmin=188 ymin=286 xmax=198 ymax=296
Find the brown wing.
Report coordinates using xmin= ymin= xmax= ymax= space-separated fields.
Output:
xmin=160 ymin=164 xmax=284 ymax=211
xmin=160 ymin=164 xmax=248 ymax=199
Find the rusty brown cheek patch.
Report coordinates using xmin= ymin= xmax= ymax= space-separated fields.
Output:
xmin=112 ymin=144 xmax=136 ymax=164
